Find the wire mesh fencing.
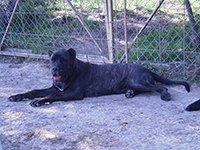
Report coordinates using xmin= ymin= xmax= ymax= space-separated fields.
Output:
xmin=0 ymin=0 xmax=200 ymax=80
xmin=112 ymin=0 xmax=200 ymax=80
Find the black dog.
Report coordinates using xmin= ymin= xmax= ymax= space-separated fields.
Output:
xmin=8 ymin=48 xmax=190 ymax=107
xmin=186 ymin=99 xmax=200 ymax=111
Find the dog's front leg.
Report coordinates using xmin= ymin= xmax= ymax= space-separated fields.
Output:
xmin=29 ymin=90 xmax=84 ymax=107
xmin=8 ymin=86 xmax=57 ymax=102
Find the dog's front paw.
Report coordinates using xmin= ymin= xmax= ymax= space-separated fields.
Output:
xmin=8 ymin=95 xmax=24 ymax=102
xmin=29 ymin=99 xmax=46 ymax=107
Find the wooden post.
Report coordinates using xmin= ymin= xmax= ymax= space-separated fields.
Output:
xmin=104 ymin=0 xmax=114 ymax=63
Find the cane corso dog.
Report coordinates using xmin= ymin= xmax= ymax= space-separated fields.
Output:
xmin=8 ymin=48 xmax=190 ymax=107
xmin=186 ymin=99 xmax=200 ymax=111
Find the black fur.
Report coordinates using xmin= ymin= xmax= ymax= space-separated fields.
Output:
xmin=186 ymin=99 xmax=200 ymax=111
xmin=8 ymin=48 xmax=190 ymax=107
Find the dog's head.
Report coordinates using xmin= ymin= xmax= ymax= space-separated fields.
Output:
xmin=48 ymin=48 xmax=76 ymax=82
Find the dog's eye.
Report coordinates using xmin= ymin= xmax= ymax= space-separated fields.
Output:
xmin=51 ymin=58 xmax=56 ymax=62
xmin=60 ymin=57 xmax=66 ymax=63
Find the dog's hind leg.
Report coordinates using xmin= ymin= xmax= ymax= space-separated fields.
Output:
xmin=128 ymin=82 xmax=171 ymax=101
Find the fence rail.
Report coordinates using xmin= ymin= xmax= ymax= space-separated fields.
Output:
xmin=0 ymin=0 xmax=200 ymax=80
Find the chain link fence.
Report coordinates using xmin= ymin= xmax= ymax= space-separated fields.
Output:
xmin=0 ymin=0 xmax=200 ymax=80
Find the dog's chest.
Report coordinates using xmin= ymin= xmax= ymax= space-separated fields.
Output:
xmin=53 ymin=81 xmax=68 ymax=92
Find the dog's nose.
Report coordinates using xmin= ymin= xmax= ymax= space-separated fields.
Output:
xmin=52 ymin=67 xmax=58 ymax=71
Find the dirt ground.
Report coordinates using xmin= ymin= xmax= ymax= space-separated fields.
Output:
xmin=0 ymin=60 xmax=200 ymax=150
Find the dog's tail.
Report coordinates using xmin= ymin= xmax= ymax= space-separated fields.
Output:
xmin=186 ymin=99 xmax=200 ymax=111
xmin=151 ymin=72 xmax=190 ymax=92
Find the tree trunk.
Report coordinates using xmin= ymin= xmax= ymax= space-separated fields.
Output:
xmin=0 ymin=0 xmax=17 ymax=28
xmin=0 ymin=4 xmax=7 ymax=27
xmin=184 ymin=0 xmax=200 ymax=48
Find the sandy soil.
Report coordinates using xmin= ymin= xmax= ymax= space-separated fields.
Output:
xmin=0 ymin=61 xmax=200 ymax=150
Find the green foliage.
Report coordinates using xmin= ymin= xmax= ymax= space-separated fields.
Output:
xmin=85 ymin=18 xmax=100 ymax=29
xmin=118 ymin=24 xmax=200 ymax=63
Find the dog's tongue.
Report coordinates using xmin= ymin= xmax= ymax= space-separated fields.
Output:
xmin=54 ymin=75 xmax=61 ymax=80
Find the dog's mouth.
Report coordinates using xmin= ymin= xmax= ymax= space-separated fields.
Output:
xmin=53 ymin=75 xmax=61 ymax=80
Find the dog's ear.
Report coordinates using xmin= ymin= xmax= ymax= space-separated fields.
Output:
xmin=48 ymin=50 xmax=53 ymax=57
xmin=68 ymin=48 xmax=76 ymax=59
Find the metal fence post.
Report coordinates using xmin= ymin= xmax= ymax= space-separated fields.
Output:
xmin=104 ymin=0 xmax=114 ymax=63
xmin=124 ymin=0 xmax=128 ymax=63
